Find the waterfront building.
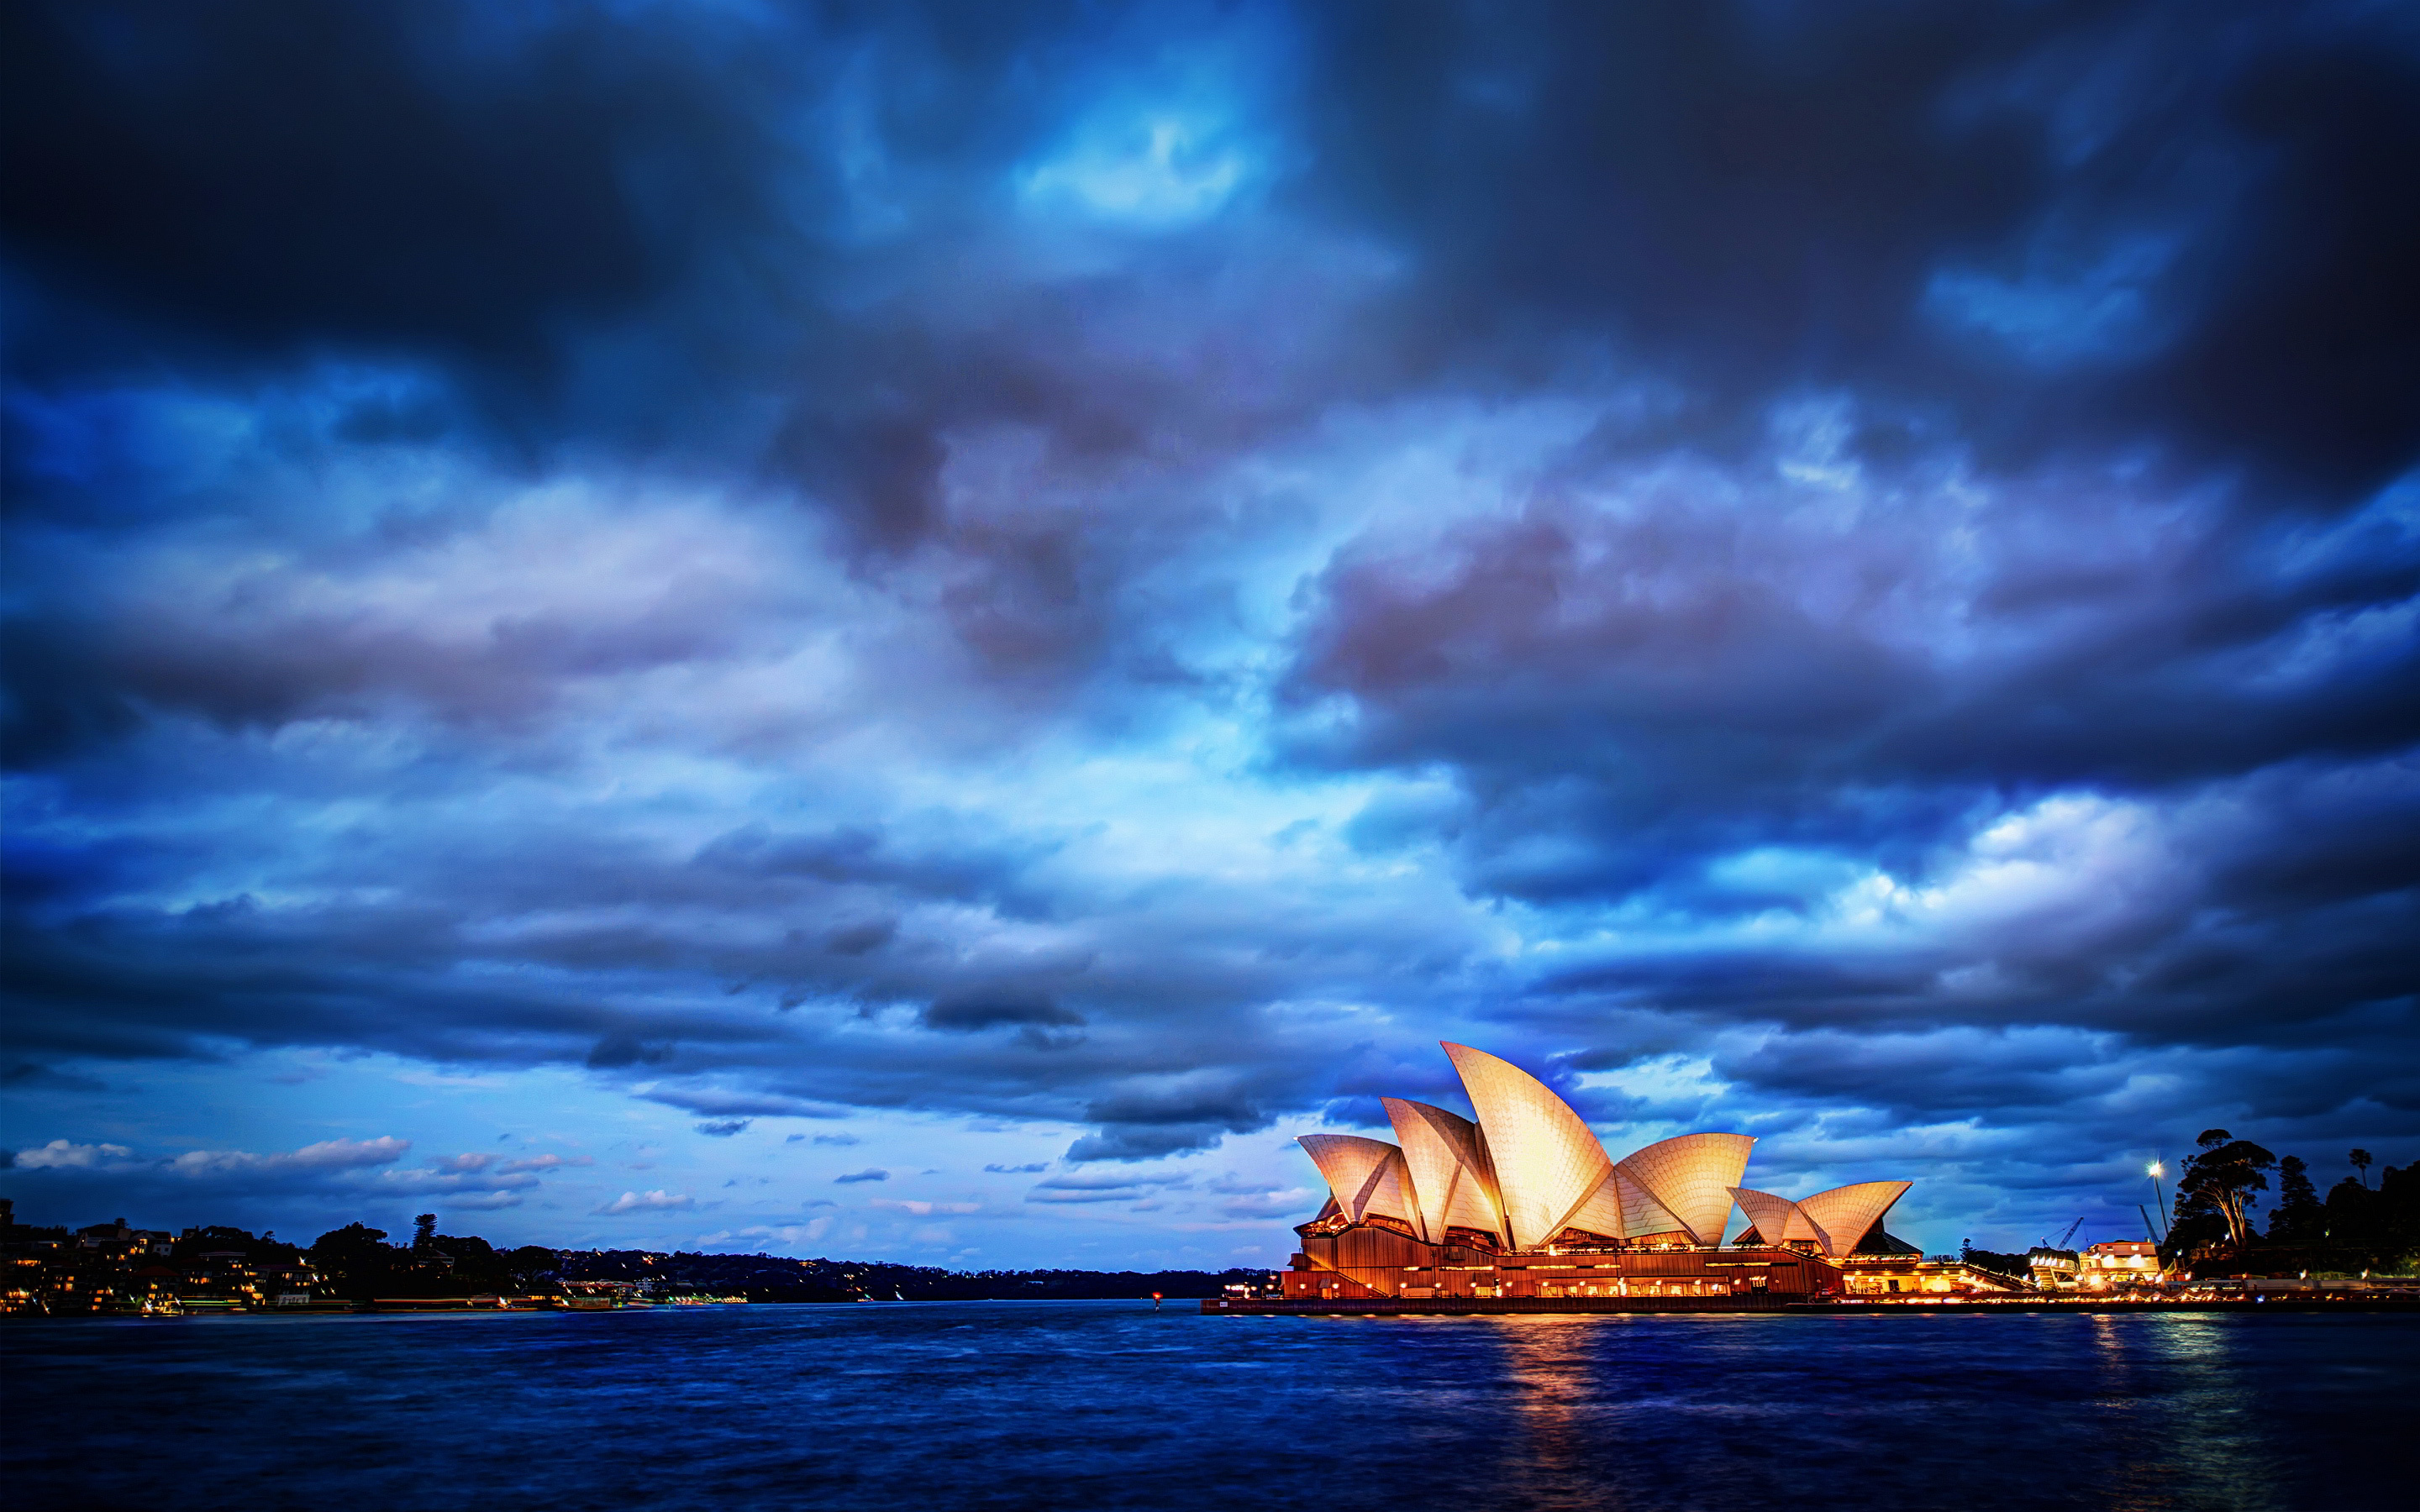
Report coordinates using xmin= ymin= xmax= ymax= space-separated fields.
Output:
xmin=1283 ymin=1043 xmax=1952 ymax=1304
xmin=2028 ymin=1247 xmax=2082 ymax=1290
xmin=1832 ymin=1253 xmax=2028 ymax=1296
xmin=2078 ymin=1239 xmax=2162 ymax=1289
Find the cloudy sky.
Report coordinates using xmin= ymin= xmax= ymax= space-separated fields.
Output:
xmin=4 ymin=0 xmax=2416 ymax=1269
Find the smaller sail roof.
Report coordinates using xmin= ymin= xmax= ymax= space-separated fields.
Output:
xmin=1727 ymin=1187 xmax=1808 ymax=1247
xmin=1612 ymin=1133 xmax=1754 ymax=1244
xmin=1297 ymin=1134 xmax=1417 ymax=1228
xmin=1382 ymin=1098 xmax=1504 ymax=1244
xmin=1797 ymin=1180 xmax=1911 ymax=1255
xmin=1727 ymin=1180 xmax=1912 ymax=1257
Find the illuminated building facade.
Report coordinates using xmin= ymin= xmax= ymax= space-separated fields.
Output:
xmin=2028 ymin=1246 xmax=2081 ymax=1290
xmin=2078 ymin=1239 xmax=2163 ymax=1290
xmin=1281 ymin=1043 xmax=1973 ymax=1305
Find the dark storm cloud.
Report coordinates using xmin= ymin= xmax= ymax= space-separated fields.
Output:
xmin=0 ymin=0 xmax=802 ymax=370
xmin=11 ymin=1 xmax=2417 ymax=507
xmin=1026 ymin=1170 xmax=1190 ymax=1203
xmin=1292 ymin=0 xmax=2420 ymax=498
xmin=0 ymin=782 xmax=1462 ymax=1164
xmin=919 ymin=995 xmax=1086 ymax=1032
xmin=1704 ymin=1026 xmax=2411 ymax=1129
xmin=3 ymin=0 xmax=2417 ymax=1235
xmin=0 ymin=0 xmax=792 ymax=568
xmin=1314 ymin=494 xmax=2412 ymax=771
xmin=643 ymin=1088 xmax=849 ymax=1121
xmin=1285 ymin=468 xmax=2420 ymax=878
xmin=1064 ymin=1083 xmax=1275 ymax=1163
xmin=1 ymin=0 xmax=1321 ymax=592
xmin=1282 ymin=462 xmax=2420 ymax=1063
xmin=0 ymin=1134 xmax=561 ymax=1231
xmin=697 ymin=824 xmax=1057 ymax=916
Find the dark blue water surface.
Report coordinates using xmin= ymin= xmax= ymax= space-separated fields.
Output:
xmin=5 ymin=1303 xmax=2412 ymax=1511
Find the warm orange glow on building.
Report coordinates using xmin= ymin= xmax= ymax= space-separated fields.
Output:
xmin=1277 ymin=1042 xmax=1983 ymax=1307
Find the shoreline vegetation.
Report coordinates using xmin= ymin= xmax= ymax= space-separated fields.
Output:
xmin=1959 ymin=1140 xmax=2418 ymax=1287
xmin=0 ymin=1201 xmax=1274 ymax=1317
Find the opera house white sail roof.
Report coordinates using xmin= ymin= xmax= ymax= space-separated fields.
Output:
xmin=1380 ymin=1096 xmax=1502 ymax=1245
xmin=1297 ymin=1134 xmax=1418 ymax=1231
xmin=1296 ymin=1043 xmax=1910 ymax=1253
xmin=1441 ymin=1042 xmax=1612 ymax=1249
xmin=1728 ymin=1180 xmax=1912 ymax=1257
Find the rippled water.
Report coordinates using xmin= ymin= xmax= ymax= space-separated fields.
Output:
xmin=5 ymin=1303 xmax=2411 ymax=1510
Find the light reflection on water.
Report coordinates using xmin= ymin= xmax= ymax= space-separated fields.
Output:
xmin=3 ymin=1304 xmax=2410 ymax=1511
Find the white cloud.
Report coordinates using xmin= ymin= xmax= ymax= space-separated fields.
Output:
xmin=1019 ymin=108 xmax=1258 ymax=227
xmin=372 ymin=1167 xmax=540 ymax=1194
xmin=1218 ymin=1188 xmax=1314 ymax=1219
xmin=495 ymin=1153 xmax=589 ymax=1174
xmin=1026 ymin=1170 xmax=1192 ymax=1205
xmin=732 ymin=1220 xmax=833 ymax=1249
xmin=597 ymin=1189 xmax=696 ymax=1215
xmin=440 ymin=1190 xmax=525 ymax=1210
xmin=167 ymin=1137 xmax=410 ymax=1179
xmin=13 ymin=1140 xmax=136 ymax=1170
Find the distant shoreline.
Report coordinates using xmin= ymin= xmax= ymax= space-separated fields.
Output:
xmin=2 ymin=1294 xmax=1211 ymax=1319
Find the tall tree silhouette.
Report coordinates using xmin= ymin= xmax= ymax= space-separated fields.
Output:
xmin=2175 ymin=1129 xmax=2275 ymax=1252
xmin=2267 ymin=1156 xmax=2325 ymax=1245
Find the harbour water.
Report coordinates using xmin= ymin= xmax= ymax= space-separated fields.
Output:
xmin=5 ymin=1302 xmax=2410 ymax=1510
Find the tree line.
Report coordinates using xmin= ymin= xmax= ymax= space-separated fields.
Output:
xmin=2166 ymin=1133 xmax=2413 ymax=1268
xmin=242 ymin=1213 xmax=1270 ymax=1301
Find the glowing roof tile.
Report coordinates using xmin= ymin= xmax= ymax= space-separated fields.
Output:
xmin=1559 ymin=1170 xmax=1631 ymax=1241
xmin=1609 ymin=1166 xmax=1688 ymax=1240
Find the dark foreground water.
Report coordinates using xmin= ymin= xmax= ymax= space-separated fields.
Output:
xmin=5 ymin=1304 xmax=2412 ymax=1512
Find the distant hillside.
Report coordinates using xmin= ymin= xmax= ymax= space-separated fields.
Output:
xmin=555 ymin=1249 xmax=1271 ymax=1301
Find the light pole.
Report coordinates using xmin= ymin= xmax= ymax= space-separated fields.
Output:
xmin=2148 ymin=1161 xmax=2170 ymax=1237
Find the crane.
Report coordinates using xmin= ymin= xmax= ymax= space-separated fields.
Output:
xmin=2040 ymin=1216 xmax=2086 ymax=1250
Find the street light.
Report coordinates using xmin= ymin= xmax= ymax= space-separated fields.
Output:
xmin=2147 ymin=1161 xmax=2170 ymax=1236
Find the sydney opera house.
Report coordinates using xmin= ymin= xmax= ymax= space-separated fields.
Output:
xmin=1269 ymin=1043 xmax=1962 ymax=1308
